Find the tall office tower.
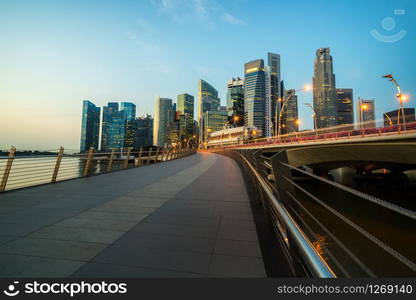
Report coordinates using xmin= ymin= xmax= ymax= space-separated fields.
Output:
xmin=153 ymin=97 xmax=173 ymax=147
xmin=101 ymin=102 xmax=127 ymax=151
xmin=383 ymin=108 xmax=415 ymax=126
xmin=336 ymin=88 xmax=354 ymax=126
xmin=281 ymin=89 xmax=299 ymax=134
xmin=357 ymin=98 xmax=376 ymax=129
xmin=198 ymin=79 xmax=220 ymax=143
xmin=203 ymin=111 xmax=228 ymax=140
xmin=80 ymin=100 xmax=100 ymax=153
xmin=120 ymin=102 xmax=137 ymax=149
xmin=313 ymin=48 xmax=337 ymax=128
xmin=136 ymin=114 xmax=154 ymax=147
xmin=265 ymin=53 xmax=281 ymax=137
xmin=177 ymin=93 xmax=194 ymax=116
xmin=244 ymin=59 xmax=266 ymax=136
xmin=177 ymin=93 xmax=195 ymax=140
xmin=226 ymin=77 xmax=245 ymax=126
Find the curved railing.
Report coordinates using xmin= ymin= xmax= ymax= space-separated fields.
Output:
xmin=0 ymin=147 xmax=196 ymax=192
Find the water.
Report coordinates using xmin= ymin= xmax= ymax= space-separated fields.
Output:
xmin=0 ymin=156 xmax=126 ymax=191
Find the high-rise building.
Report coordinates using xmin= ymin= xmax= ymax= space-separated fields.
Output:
xmin=281 ymin=89 xmax=299 ymax=134
xmin=313 ymin=48 xmax=337 ymax=128
xmin=226 ymin=77 xmax=244 ymax=126
xmin=177 ymin=94 xmax=194 ymax=117
xmin=336 ymin=88 xmax=354 ymax=126
xmin=203 ymin=111 xmax=228 ymax=140
xmin=357 ymin=98 xmax=376 ymax=129
xmin=136 ymin=114 xmax=154 ymax=148
xmin=244 ymin=59 xmax=266 ymax=136
xmin=101 ymin=102 xmax=127 ymax=151
xmin=177 ymin=93 xmax=195 ymax=140
xmin=198 ymin=79 xmax=220 ymax=143
xmin=265 ymin=53 xmax=281 ymax=137
xmin=153 ymin=97 xmax=173 ymax=147
xmin=120 ymin=102 xmax=137 ymax=149
xmin=383 ymin=108 xmax=415 ymax=127
xmin=80 ymin=100 xmax=100 ymax=153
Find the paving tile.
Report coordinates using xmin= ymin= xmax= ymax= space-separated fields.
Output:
xmin=208 ymin=254 xmax=266 ymax=277
xmin=71 ymin=262 xmax=204 ymax=278
xmin=75 ymin=211 xmax=149 ymax=222
xmin=29 ymin=225 xmax=125 ymax=244
xmin=131 ymin=222 xmax=218 ymax=239
xmin=55 ymin=217 xmax=137 ymax=232
xmin=0 ymin=222 xmax=44 ymax=237
xmin=0 ymin=238 xmax=106 ymax=261
xmin=217 ymin=227 xmax=259 ymax=242
xmin=214 ymin=239 xmax=262 ymax=258
xmin=0 ymin=236 xmax=17 ymax=246
xmin=145 ymin=212 xmax=221 ymax=227
xmin=114 ymin=231 xmax=215 ymax=253
xmin=93 ymin=246 xmax=211 ymax=274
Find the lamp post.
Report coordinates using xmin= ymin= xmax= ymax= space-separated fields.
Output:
xmin=360 ymin=102 xmax=368 ymax=130
xmin=276 ymin=85 xmax=311 ymax=140
xmin=304 ymin=103 xmax=317 ymax=135
xmin=383 ymin=74 xmax=408 ymax=131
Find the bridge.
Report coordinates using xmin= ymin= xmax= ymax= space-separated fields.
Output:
xmin=0 ymin=127 xmax=415 ymax=277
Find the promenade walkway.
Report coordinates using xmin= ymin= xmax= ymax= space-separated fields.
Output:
xmin=0 ymin=153 xmax=267 ymax=277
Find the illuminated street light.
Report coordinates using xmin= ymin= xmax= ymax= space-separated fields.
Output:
xmin=295 ymin=119 xmax=301 ymax=126
xmin=383 ymin=74 xmax=407 ymax=130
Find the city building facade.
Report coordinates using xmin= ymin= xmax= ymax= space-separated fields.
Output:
xmin=336 ymin=88 xmax=354 ymax=126
xmin=153 ymin=97 xmax=173 ymax=147
xmin=226 ymin=77 xmax=245 ymax=127
xmin=357 ymin=98 xmax=376 ymax=129
xmin=80 ymin=100 xmax=100 ymax=153
xmin=313 ymin=48 xmax=337 ymax=128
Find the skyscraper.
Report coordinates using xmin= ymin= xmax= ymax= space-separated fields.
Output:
xmin=281 ymin=89 xmax=299 ymax=134
xmin=336 ymin=88 xmax=354 ymax=126
xmin=313 ymin=48 xmax=337 ymax=128
xmin=244 ymin=59 xmax=266 ymax=136
xmin=226 ymin=77 xmax=244 ymax=126
xmin=203 ymin=111 xmax=228 ymax=140
xmin=136 ymin=114 xmax=154 ymax=148
xmin=177 ymin=93 xmax=195 ymax=140
xmin=80 ymin=100 xmax=100 ymax=153
xmin=120 ymin=102 xmax=137 ymax=149
xmin=177 ymin=93 xmax=194 ymax=117
xmin=357 ymin=98 xmax=375 ymax=129
xmin=265 ymin=53 xmax=281 ymax=137
xmin=101 ymin=102 xmax=127 ymax=151
xmin=198 ymin=79 xmax=220 ymax=143
xmin=153 ymin=97 xmax=173 ymax=147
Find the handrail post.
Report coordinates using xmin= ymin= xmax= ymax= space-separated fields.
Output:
xmin=51 ymin=146 xmax=64 ymax=183
xmin=83 ymin=147 xmax=94 ymax=177
xmin=0 ymin=146 xmax=16 ymax=192
xmin=124 ymin=147 xmax=131 ymax=168
xmin=160 ymin=148 xmax=166 ymax=162
xmin=147 ymin=147 xmax=152 ymax=165
xmin=107 ymin=149 xmax=115 ymax=171
xmin=154 ymin=148 xmax=160 ymax=163
xmin=136 ymin=147 xmax=143 ymax=166
xmin=168 ymin=149 xmax=172 ymax=160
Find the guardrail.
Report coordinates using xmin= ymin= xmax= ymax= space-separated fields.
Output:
xmin=214 ymin=148 xmax=416 ymax=277
xmin=208 ymin=120 xmax=416 ymax=149
xmin=0 ymin=146 xmax=196 ymax=192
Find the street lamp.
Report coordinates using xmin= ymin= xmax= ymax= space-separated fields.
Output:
xmin=384 ymin=113 xmax=393 ymax=126
xmin=383 ymin=74 xmax=408 ymax=131
xmin=360 ymin=103 xmax=368 ymax=129
xmin=304 ymin=103 xmax=318 ymax=134
xmin=276 ymin=85 xmax=311 ymax=140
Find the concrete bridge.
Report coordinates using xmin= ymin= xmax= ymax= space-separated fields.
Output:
xmin=0 ymin=153 xmax=284 ymax=277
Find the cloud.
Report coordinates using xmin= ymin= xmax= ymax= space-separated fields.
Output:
xmin=221 ymin=12 xmax=245 ymax=25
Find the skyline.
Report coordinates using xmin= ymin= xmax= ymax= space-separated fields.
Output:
xmin=1 ymin=0 xmax=415 ymax=150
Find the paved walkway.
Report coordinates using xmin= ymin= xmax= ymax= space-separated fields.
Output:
xmin=0 ymin=153 xmax=266 ymax=277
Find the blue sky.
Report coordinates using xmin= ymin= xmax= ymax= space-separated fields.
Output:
xmin=0 ymin=0 xmax=415 ymax=150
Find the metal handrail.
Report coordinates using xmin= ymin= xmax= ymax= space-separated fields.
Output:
xmin=237 ymin=152 xmax=336 ymax=278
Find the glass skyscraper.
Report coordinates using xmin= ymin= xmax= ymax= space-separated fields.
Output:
xmin=177 ymin=93 xmax=195 ymax=140
xmin=198 ymin=79 xmax=220 ymax=143
xmin=80 ymin=100 xmax=100 ymax=153
xmin=153 ymin=97 xmax=173 ymax=147
xmin=136 ymin=114 xmax=154 ymax=147
xmin=101 ymin=102 xmax=132 ymax=151
xmin=244 ymin=59 xmax=266 ymax=136
xmin=336 ymin=88 xmax=354 ymax=126
xmin=313 ymin=48 xmax=337 ymax=128
xmin=203 ymin=111 xmax=228 ymax=141
xmin=357 ymin=98 xmax=376 ymax=129
xmin=226 ymin=77 xmax=244 ymax=127
xmin=177 ymin=93 xmax=194 ymax=116
xmin=281 ymin=90 xmax=299 ymax=134
xmin=265 ymin=53 xmax=281 ymax=137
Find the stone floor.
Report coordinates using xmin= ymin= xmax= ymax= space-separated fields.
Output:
xmin=0 ymin=153 xmax=266 ymax=277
